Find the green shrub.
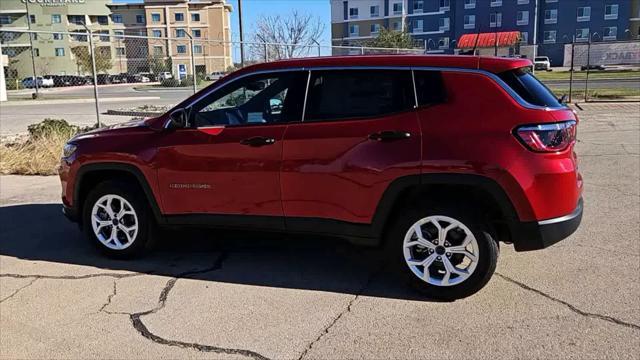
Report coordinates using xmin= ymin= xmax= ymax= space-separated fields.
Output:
xmin=27 ymin=118 xmax=79 ymax=140
xmin=160 ymin=78 xmax=181 ymax=87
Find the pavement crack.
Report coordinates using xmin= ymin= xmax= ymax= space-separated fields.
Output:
xmin=0 ymin=278 xmax=38 ymax=304
xmin=496 ymin=273 xmax=640 ymax=331
xmin=126 ymin=252 xmax=271 ymax=360
xmin=0 ymin=272 xmax=145 ymax=280
xmin=297 ymin=263 xmax=382 ymax=360
xmin=98 ymin=280 xmax=118 ymax=314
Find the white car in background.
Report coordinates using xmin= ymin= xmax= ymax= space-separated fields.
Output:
xmin=21 ymin=76 xmax=54 ymax=88
xmin=534 ymin=56 xmax=552 ymax=71
xmin=157 ymin=72 xmax=173 ymax=80
xmin=205 ymin=71 xmax=225 ymax=81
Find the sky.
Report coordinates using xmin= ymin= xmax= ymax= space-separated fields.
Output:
xmin=112 ymin=0 xmax=332 ymax=44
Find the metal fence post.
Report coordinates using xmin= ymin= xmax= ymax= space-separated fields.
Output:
xmin=569 ymin=37 xmax=575 ymax=103
xmin=584 ymin=37 xmax=591 ymax=102
xmin=264 ymin=42 xmax=268 ymax=62
xmin=186 ymin=32 xmax=197 ymax=94
xmin=86 ymin=27 xmax=101 ymax=128
xmin=361 ymin=46 xmax=365 ymax=55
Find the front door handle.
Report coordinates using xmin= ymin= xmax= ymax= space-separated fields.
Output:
xmin=240 ymin=136 xmax=276 ymax=147
xmin=368 ymin=131 xmax=412 ymax=142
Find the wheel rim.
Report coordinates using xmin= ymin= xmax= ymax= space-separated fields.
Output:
xmin=91 ymin=194 xmax=139 ymax=251
xmin=402 ymin=215 xmax=479 ymax=287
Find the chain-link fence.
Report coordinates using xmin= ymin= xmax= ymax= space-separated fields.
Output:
xmin=0 ymin=28 xmax=425 ymax=134
xmin=556 ymin=39 xmax=640 ymax=102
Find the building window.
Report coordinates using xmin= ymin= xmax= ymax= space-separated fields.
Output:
xmin=577 ymin=7 xmax=590 ymax=22
xmin=193 ymin=45 xmax=202 ymax=54
xmin=349 ymin=24 xmax=359 ymax=37
xmin=413 ymin=1 xmax=424 ymax=14
xmin=543 ymin=30 xmax=556 ymax=44
xmin=116 ymin=47 xmax=126 ymax=56
xmin=29 ymin=14 xmax=36 ymax=24
xmin=176 ymin=29 xmax=186 ymax=38
xmin=439 ymin=0 xmax=450 ymax=11
xmin=152 ymin=13 xmax=161 ymax=22
xmin=152 ymin=29 xmax=162 ymax=37
xmin=191 ymin=13 xmax=200 ymax=22
xmin=546 ymin=0 xmax=558 ymax=2
xmin=68 ymin=15 xmax=85 ymax=25
xmin=576 ymin=28 xmax=589 ymax=42
xmin=544 ymin=9 xmax=557 ymax=24
xmin=520 ymin=31 xmax=528 ymax=43
xmin=370 ymin=24 xmax=380 ymax=34
xmin=490 ymin=12 xmax=502 ymax=28
xmin=175 ymin=13 xmax=184 ymax=22
xmin=439 ymin=17 xmax=450 ymax=31
xmin=438 ymin=37 xmax=449 ymax=49
xmin=464 ymin=0 xmax=475 ymax=10
xmin=96 ymin=16 xmax=108 ymax=25
xmin=392 ymin=21 xmax=401 ymax=31
xmin=413 ymin=19 xmax=424 ymax=33
xmin=605 ymin=4 xmax=618 ymax=20
xmin=111 ymin=14 xmax=122 ymax=24
xmin=370 ymin=5 xmax=379 ymax=17
xmin=114 ymin=30 xmax=124 ymax=39
xmin=517 ymin=0 xmax=529 ymax=4
xmin=55 ymin=48 xmax=65 ymax=57
xmin=53 ymin=33 xmax=63 ymax=40
xmin=193 ymin=29 xmax=201 ymax=38
xmin=464 ymin=15 xmax=475 ymax=29
xmin=51 ymin=14 xmax=61 ymax=24
xmin=490 ymin=0 xmax=502 ymax=7
xmin=0 ymin=15 xmax=11 ymax=25
xmin=604 ymin=26 xmax=617 ymax=40
xmin=349 ymin=8 xmax=358 ymax=19
xmin=34 ymin=48 xmax=40 ymax=57
xmin=153 ymin=46 xmax=163 ymax=56
xmin=517 ymin=11 xmax=529 ymax=25
xmin=136 ymin=15 xmax=145 ymax=24
xmin=177 ymin=45 xmax=187 ymax=54
xmin=393 ymin=3 xmax=403 ymax=15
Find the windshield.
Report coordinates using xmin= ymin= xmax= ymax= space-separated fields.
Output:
xmin=498 ymin=67 xmax=561 ymax=107
xmin=535 ymin=57 xmax=547 ymax=61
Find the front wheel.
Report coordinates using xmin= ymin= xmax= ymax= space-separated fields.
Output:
xmin=387 ymin=205 xmax=499 ymax=300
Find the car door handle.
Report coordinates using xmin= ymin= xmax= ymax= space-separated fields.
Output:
xmin=368 ymin=131 xmax=412 ymax=142
xmin=240 ymin=136 xmax=276 ymax=147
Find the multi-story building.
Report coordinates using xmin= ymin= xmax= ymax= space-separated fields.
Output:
xmin=331 ymin=0 xmax=636 ymax=66
xmin=0 ymin=0 xmax=232 ymax=81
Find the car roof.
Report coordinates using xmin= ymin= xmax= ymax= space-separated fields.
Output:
xmin=235 ymin=55 xmax=532 ymax=76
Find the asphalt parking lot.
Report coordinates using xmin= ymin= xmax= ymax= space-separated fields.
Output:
xmin=1 ymin=103 xmax=638 ymax=359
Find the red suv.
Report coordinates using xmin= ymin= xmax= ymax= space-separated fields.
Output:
xmin=59 ymin=56 xmax=583 ymax=299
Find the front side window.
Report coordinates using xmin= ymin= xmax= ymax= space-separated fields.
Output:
xmin=304 ymin=70 xmax=414 ymax=122
xmin=192 ymin=72 xmax=307 ymax=127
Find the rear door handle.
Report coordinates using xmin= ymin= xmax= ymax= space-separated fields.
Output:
xmin=368 ymin=131 xmax=412 ymax=142
xmin=240 ymin=136 xmax=276 ymax=147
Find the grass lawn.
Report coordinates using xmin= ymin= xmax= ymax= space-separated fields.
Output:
xmin=535 ymin=69 xmax=640 ymax=81
xmin=547 ymin=86 xmax=640 ymax=100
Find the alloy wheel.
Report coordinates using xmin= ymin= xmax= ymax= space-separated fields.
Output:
xmin=91 ymin=194 xmax=139 ymax=250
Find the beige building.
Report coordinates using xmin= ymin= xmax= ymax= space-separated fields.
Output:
xmin=109 ymin=0 xmax=233 ymax=77
xmin=631 ymin=0 xmax=640 ymax=40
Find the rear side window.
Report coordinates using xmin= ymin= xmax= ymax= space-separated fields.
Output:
xmin=413 ymin=70 xmax=447 ymax=106
xmin=304 ymin=70 xmax=414 ymax=121
xmin=498 ymin=67 xmax=560 ymax=107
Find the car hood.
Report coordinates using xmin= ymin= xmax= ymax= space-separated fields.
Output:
xmin=71 ymin=118 xmax=151 ymax=141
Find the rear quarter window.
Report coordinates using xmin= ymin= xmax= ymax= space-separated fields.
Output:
xmin=498 ymin=67 xmax=560 ymax=108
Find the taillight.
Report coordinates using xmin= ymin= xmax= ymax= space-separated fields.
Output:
xmin=515 ymin=121 xmax=577 ymax=153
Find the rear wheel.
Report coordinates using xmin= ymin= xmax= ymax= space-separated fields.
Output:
xmin=83 ymin=181 xmax=153 ymax=258
xmin=387 ymin=204 xmax=499 ymax=300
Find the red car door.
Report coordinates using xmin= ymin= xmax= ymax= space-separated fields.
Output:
xmin=155 ymin=71 xmax=307 ymax=229
xmin=281 ymin=69 xmax=422 ymax=229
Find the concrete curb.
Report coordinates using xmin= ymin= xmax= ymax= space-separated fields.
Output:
xmin=2 ymin=96 xmax=161 ymax=106
xmin=105 ymin=110 xmax=164 ymax=117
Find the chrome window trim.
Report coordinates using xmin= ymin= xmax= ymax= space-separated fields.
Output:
xmin=171 ymin=65 xmax=565 ymax=129
xmin=411 ymin=70 xmax=419 ymax=108
xmin=300 ymin=70 xmax=312 ymax=122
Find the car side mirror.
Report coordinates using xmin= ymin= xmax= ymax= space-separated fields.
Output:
xmin=167 ymin=108 xmax=187 ymax=129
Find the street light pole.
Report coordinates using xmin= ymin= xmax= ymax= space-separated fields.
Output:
xmin=24 ymin=1 xmax=39 ymax=97
xmin=185 ymin=31 xmax=197 ymax=94
xmin=238 ymin=0 xmax=245 ymax=67
xmin=569 ymin=35 xmax=575 ymax=103
xmin=82 ymin=23 xmax=101 ymax=127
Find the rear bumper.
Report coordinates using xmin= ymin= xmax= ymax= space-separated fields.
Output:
xmin=510 ymin=198 xmax=583 ymax=251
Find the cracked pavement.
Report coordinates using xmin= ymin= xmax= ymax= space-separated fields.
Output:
xmin=1 ymin=103 xmax=639 ymax=359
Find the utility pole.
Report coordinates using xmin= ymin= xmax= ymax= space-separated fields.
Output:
xmin=24 ymin=1 xmax=39 ymax=97
xmin=238 ymin=0 xmax=245 ymax=67
xmin=531 ymin=0 xmax=539 ymax=73
xmin=82 ymin=23 xmax=101 ymax=128
xmin=569 ymin=35 xmax=575 ymax=103
xmin=185 ymin=31 xmax=197 ymax=94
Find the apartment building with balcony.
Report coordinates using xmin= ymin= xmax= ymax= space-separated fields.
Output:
xmin=331 ymin=0 xmax=636 ymax=66
xmin=0 ymin=0 xmax=119 ymax=80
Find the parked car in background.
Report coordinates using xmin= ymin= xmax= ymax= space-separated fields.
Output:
xmin=96 ymin=74 xmax=111 ymax=85
xmin=157 ymin=72 xmax=173 ymax=80
xmin=133 ymin=74 xmax=150 ymax=83
xmin=534 ymin=56 xmax=552 ymax=71
xmin=59 ymin=55 xmax=583 ymax=300
xmin=137 ymin=72 xmax=157 ymax=82
xmin=50 ymin=75 xmax=73 ymax=87
xmin=580 ymin=64 xmax=607 ymax=71
xmin=22 ymin=76 xmax=54 ymax=88
xmin=109 ymin=74 xmax=129 ymax=84
xmin=205 ymin=71 xmax=225 ymax=81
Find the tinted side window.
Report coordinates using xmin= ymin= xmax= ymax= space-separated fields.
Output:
xmin=304 ymin=70 xmax=414 ymax=122
xmin=413 ymin=70 xmax=447 ymax=106
xmin=191 ymin=71 xmax=306 ymax=127
xmin=498 ymin=67 xmax=560 ymax=107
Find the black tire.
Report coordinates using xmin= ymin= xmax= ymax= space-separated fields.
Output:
xmin=386 ymin=202 xmax=499 ymax=301
xmin=82 ymin=180 xmax=155 ymax=258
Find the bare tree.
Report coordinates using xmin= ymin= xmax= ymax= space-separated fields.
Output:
xmin=251 ymin=10 xmax=325 ymax=61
